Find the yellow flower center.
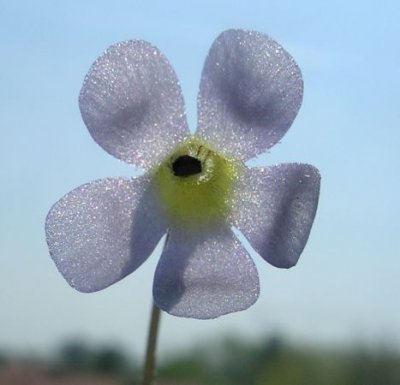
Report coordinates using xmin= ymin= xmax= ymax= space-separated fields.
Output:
xmin=154 ymin=139 xmax=241 ymax=228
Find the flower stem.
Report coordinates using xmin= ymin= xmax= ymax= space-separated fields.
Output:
xmin=141 ymin=302 xmax=161 ymax=385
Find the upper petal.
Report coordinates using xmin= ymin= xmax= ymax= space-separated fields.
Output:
xmin=153 ymin=227 xmax=259 ymax=319
xmin=45 ymin=176 xmax=167 ymax=292
xmin=232 ymin=164 xmax=320 ymax=268
xmin=196 ymin=29 xmax=303 ymax=160
xmin=79 ymin=40 xmax=189 ymax=170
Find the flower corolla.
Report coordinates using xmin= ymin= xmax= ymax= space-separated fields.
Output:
xmin=46 ymin=30 xmax=320 ymax=319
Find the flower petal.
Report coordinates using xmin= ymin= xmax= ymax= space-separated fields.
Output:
xmin=79 ymin=40 xmax=189 ymax=170
xmin=45 ymin=177 xmax=166 ymax=292
xmin=153 ymin=227 xmax=259 ymax=319
xmin=196 ymin=29 xmax=303 ymax=160
xmin=232 ymin=164 xmax=320 ymax=268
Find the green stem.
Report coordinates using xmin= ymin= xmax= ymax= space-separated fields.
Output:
xmin=141 ymin=302 xmax=161 ymax=385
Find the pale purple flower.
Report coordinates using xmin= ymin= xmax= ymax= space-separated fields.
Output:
xmin=45 ymin=30 xmax=320 ymax=319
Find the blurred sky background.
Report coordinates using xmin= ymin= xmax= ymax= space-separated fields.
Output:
xmin=1 ymin=0 xmax=399 ymax=359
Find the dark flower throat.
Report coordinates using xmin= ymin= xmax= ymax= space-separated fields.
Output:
xmin=172 ymin=155 xmax=202 ymax=177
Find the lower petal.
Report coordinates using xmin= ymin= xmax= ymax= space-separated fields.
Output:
xmin=232 ymin=164 xmax=320 ymax=268
xmin=45 ymin=176 xmax=166 ymax=292
xmin=153 ymin=227 xmax=260 ymax=319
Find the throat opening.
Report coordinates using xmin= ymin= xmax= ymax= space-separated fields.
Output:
xmin=172 ymin=155 xmax=202 ymax=177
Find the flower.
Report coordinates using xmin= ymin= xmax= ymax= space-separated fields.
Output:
xmin=45 ymin=29 xmax=320 ymax=319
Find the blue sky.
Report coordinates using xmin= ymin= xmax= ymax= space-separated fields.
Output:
xmin=1 ymin=0 xmax=399 ymax=357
